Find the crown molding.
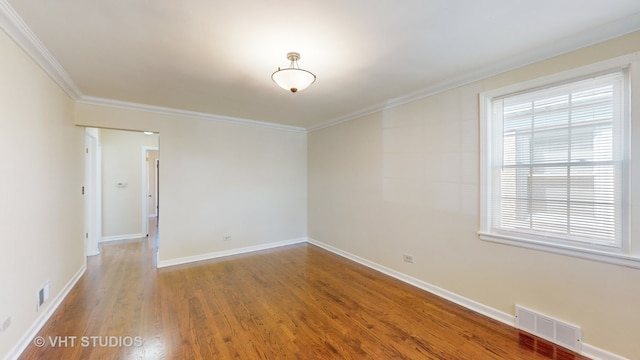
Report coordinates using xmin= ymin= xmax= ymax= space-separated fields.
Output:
xmin=0 ymin=0 xmax=300 ymax=133
xmin=308 ymin=12 xmax=640 ymax=132
xmin=2 ymin=0 xmax=638 ymax=134
xmin=78 ymin=96 xmax=308 ymax=133
xmin=0 ymin=0 xmax=83 ymax=100
xmin=0 ymin=0 xmax=301 ymax=133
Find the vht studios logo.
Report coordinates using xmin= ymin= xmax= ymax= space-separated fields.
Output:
xmin=34 ymin=335 xmax=143 ymax=348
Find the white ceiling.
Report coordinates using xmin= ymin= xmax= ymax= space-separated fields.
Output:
xmin=3 ymin=0 xmax=640 ymax=129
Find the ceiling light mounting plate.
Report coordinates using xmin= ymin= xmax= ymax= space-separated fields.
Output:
xmin=286 ymin=52 xmax=301 ymax=62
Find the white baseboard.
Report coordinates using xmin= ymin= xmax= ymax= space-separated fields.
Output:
xmin=100 ymin=233 xmax=146 ymax=243
xmin=4 ymin=264 xmax=86 ymax=360
xmin=4 ymin=236 xmax=625 ymax=360
xmin=157 ymin=238 xmax=307 ymax=268
xmin=581 ymin=344 xmax=630 ymax=360
xmin=306 ymin=237 xmax=626 ymax=360
xmin=306 ymin=238 xmax=513 ymax=325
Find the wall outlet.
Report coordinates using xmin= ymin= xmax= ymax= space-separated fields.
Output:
xmin=223 ymin=234 xmax=232 ymax=241
xmin=0 ymin=317 xmax=10 ymax=332
xmin=403 ymin=254 xmax=414 ymax=263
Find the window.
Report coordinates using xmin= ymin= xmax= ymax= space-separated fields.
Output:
xmin=479 ymin=55 xmax=639 ymax=267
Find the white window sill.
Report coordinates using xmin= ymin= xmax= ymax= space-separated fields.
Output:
xmin=478 ymin=232 xmax=640 ymax=269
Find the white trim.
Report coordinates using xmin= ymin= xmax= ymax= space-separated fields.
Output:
xmin=142 ymin=146 xmax=159 ymax=236
xmin=78 ymin=96 xmax=307 ymax=134
xmin=0 ymin=0 xmax=82 ymax=100
xmin=96 ymin=140 xmax=103 ymax=249
xmin=0 ymin=1 xmax=305 ymax=134
xmin=306 ymin=238 xmax=513 ymax=325
xmin=156 ymin=231 xmax=161 ymax=266
xmin=157 ymin=238 xmax=307 ymax=268
xmin=581 ymin=344 xmax=631 ymax=360
xmin=308 ymin=20 xmax=640 ymax=133
xmin=84 ymin=131 xmax=100 ymax=257
xmin=0 ymin=0 xmax=303 ymax=136
xmin=3 ymin=237 xmax=628 ymax=359
xmin=153 ymin=159 xmax=159 ymax=218
xmin=100 ymin=233 xmax=147 ymax=243
xmin=306 ymin=237 xmax=627 ymax=360
xmin=307 ymin=102 xmax=395 ymax=132
xmin=4 ymin=0 xmax=639 ymax=135
xmin=478 ymin=53 xmax=640 ymax=268
xmin=478 ymin=52 xmax=640 ymax=102
xmin=4 ymin=264 xmax=86 ymax=360
xmin=479 ymin=232 xmax=640 ymax=270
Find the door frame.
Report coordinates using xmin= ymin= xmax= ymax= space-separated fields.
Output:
xmin=84 ymin=128 xmax=101 ymax=256
xmin=142 ymin=146 xmax=159 ymax=236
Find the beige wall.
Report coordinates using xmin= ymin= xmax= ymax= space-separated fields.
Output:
xmin=308 ymin=31 xmax=640 ymax=359
xmin=3 ymin=12 xmax=639 ymax=359
xmin=100 ymin=129 xmax=159 ymax=239
xmin=0 ymin=30 xmax=84 ymax=358
xmin=74 ymin=104 xmax=308 ymax=262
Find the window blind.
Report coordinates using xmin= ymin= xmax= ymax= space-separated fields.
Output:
xmin=491 ymin=72 xmax=624 ymax=247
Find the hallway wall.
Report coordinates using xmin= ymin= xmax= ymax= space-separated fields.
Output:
xmin=100 ymin=129 xmax=159 ymax=240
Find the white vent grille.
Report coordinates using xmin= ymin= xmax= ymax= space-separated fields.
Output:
xmin=515 ymin=305 xmax=582 ymax=352
xmin=37 ymin=282 xmax=50 ymax=311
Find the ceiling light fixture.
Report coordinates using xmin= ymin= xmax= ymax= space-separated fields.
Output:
xmin=271 ymin=52 xmax=316 ymax=93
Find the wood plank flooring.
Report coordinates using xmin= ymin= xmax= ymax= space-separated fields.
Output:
xmin=19 ymin=229 xmax=588 ymax=359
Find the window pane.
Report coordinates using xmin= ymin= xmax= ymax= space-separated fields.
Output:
xmin=492 ymin=72 xmax=623 ymax=247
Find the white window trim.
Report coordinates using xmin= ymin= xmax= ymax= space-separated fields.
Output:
xmin=479 ymin=52 xmax=640 ymax=269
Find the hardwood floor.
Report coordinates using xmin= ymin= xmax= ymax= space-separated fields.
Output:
xmin=19 ymin=228 xmax=588 ymax=359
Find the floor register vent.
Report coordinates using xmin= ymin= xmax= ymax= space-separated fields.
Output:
xmin=515 ymin=305 xmax=582 ymax=353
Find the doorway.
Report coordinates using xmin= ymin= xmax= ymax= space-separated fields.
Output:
xmin=84 ymin=128 xmax=160 ymax=258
